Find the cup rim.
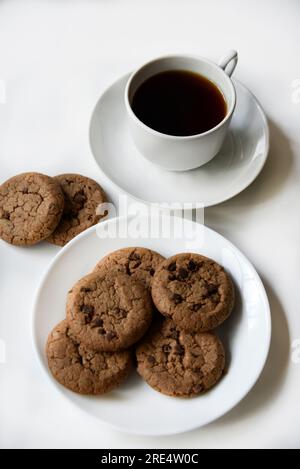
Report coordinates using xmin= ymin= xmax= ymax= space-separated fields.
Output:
xmin=124 ymin=54 xmax=237 ymax=140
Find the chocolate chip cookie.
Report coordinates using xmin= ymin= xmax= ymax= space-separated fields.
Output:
xmin=46 ymin=320 xmax=132 ymax=395
xmin=0 ymin=172 xmax=64 ymax=246
xmin=67 ymin=268 xmax=153 ymax=352
xmin=94 ymin=247 xmax=165 ymax=290
xmin=152 ymin=253 xmax=234 ymax=332
xmin=136 ymin=319 xmax=225 ymax=397
xmin=47 ymin=174 xmax=107 ymax=246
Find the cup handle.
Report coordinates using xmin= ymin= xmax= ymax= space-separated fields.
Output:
xmin=218 ymin=50 xmax=238 ymax=77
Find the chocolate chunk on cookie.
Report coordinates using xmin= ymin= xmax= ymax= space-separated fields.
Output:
xmin=93 ymin=247 xmax=165 ymax=290
xmin=152 ymin=253 xmax=234 ymax=332
xmin=136 ymin=319 xmax=225 ymax=397
xmin=47 ymin=174 xmax=107 ymax=246
xmin=46 ymin=320 xmax=132 ymax=395
xmin=67 ymin=268 xmax=153 ymax=352
xmin=0 ymin=172 xmax=64 ymax=246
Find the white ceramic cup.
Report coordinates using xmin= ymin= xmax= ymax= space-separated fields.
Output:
xmin=125 ymin=50 xmax=238 ymax=171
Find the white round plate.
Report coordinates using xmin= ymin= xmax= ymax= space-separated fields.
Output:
xmin=32 ymin=215 xmax=271 ymax=436
xmin=90 ymin=74 xmax=269 ymax=208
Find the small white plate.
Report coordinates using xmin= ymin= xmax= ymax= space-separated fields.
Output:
xmin=32 ymin=215 xmax=271 ymax=436
xmin=90 ymin=74 xmax=269 ymax=208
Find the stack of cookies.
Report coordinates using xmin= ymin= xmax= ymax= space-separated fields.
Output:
xmin=46 ymin=248 xmax=235 ymax=398
xmin=0 ymin=172 xmax=107 ymax=247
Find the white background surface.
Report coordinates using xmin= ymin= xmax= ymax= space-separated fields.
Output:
xmin=0 ymin=0 xmax=299 ymax=449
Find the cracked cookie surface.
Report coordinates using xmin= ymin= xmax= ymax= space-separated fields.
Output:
xmin=136 ymin=319 xmax=225 ymax=397
xmin=0 ymin=172 xmax=64 ymax=246
xmin=67 ymin=268 xmax=153 ymax=352
xmin=46 ymin=320 xmax=132 ymax=394
xmin=47 ymin=174 xmax=107 ymax=246
xmin=94 ymin=247 xmax=165 ymax=290
xmin=152 ymin=253 xmax=234 ymax=332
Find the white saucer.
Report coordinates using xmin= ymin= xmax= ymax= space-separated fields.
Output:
xmin=32 ymin=215 xmax=271 ymax=435
xmin=90 ymin=74 xmax=269 ymax=208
